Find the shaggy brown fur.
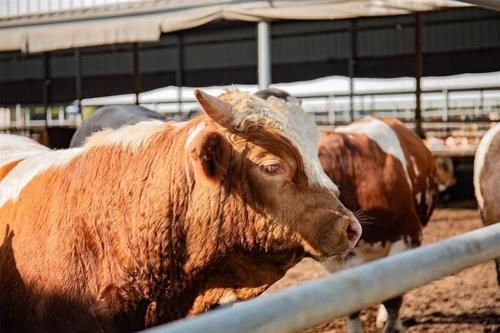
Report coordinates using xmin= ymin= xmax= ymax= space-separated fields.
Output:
xmin=0 ymin=90 xmax=360 ymax=332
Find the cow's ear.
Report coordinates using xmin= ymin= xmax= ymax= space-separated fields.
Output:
xmin=190 ymin=131 xmax=231 ymax=182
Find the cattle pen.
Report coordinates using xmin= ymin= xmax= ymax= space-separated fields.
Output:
xmin=141 ymin=222 xmax=500 ymax=333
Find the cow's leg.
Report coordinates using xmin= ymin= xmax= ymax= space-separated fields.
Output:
xmin=376 ymin=239 xmax=412 ymax=332
xmin=321 ymin=256 xmax=364 ymax=333
xmin=347 ymin=311 xmax=364 ymax=333
xmin=381 ymin=296 xmax=404 ymax=333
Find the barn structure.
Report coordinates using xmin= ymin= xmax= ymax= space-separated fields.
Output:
xmin=0 ymin=0 xmax=499 ymax=161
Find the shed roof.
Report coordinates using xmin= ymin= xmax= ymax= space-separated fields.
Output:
xmin=0 ymin=0 xmax=467 ymax=53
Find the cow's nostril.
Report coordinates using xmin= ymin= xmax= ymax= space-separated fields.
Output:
xmin=346 ymin=222 xmax=360 ymax=242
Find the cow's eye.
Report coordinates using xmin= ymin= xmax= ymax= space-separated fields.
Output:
xmin=261 ymin=162 xmax=281 ymax=176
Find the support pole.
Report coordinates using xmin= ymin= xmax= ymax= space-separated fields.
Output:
xmin=257 ymin=21 xmax=272 ymax=89
xmin=74 ymin=48 xmax=82 ymax=113
xmin=176 ymin=34 xmax=184 ymax=114
xmin=133 ymin=43 xmax=141 ymax=105
xmin=414 ymin=13 xmax=424 ymax=138
xmin=348 ymin=19 xmax=357 ymax=122
xmin=443 ymin=89 xmax=448 ymax=122
xmin=43 ymin=52 xmax=52 ymax=126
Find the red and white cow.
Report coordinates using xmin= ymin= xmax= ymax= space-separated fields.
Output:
xmin=0 ymin=89 xmax=361 ymax=332
xmin=319 ymin=117 xmax=439 ymax=333
xmin=474 ymin=122 xmax=500 ymax=285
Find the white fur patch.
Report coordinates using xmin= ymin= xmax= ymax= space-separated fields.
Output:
xmin=347 ymin=317 xmax=364 ymax=333
xmin=474 ymin=123 xmax=500 ymax=209
xmin=168 ymin=120 xmax=189 ymax=129
xmin=218 ymin=290 xmax=239 ymax=306
xmin=336 ymin=118 xmax=412 ymax=190
xmin=0 ymin=134 xmax=50 ymax=168
xmin=416 ymin=192 xmax=422 ymax=205
xmin=388 ymin=239 xmax=408 ymax=256
xmin=185 ymin=122 xmax=206 ymax=149
xmin=85 ymin=120 xmax=165 ymax=150
xmin=220 ymin=90 xmax=339 ymax=194
xmin=376 ymin=305 xmax=388 ymax=329
xmin=0 ymin=148 xmax=83 ymax=208
xmin=410 ymin=156 xmax=420 ymax=177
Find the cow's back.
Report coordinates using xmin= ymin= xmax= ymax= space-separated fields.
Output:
xmin=70 ymin=105 xmax=165 ymax=147
xmin=381 ymin=117 xmax=438 ymax=226
xmin=0 ymin=134 xmax=49 ymax=181
xmin=474 ymin=123 xmax=500 ymax=226
xmin=320 ymin=117 xmax=437 ymax=245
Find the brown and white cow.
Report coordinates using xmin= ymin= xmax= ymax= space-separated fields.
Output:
xmin=0 ymin=134 xmax=50 ymax=181
xmin=0 ymin=89 xmax=361 ymax=333
xmin=474 ymin=122 xmax=500 ymax=285
xmin=319 ymin=117 xmax=439 ymax=333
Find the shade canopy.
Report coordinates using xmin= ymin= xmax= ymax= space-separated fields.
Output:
xmin=0 ymin=0 xmax=467 ymax=53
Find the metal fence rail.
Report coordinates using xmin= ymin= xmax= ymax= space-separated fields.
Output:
xmin=141 ymin=223 xmax=500 ymax=333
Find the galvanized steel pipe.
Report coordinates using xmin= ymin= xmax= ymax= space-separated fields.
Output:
xmin=257 ymin=21 xmax=272 ymax=89
xmin=142 ymin=223 xmax=500 ymax=333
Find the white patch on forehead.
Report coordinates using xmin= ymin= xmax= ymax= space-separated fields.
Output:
xmin=185 ymin=121 xmax=206 ymax=150
xmin=85 ymin=120 xmax=165 ymax=150
xmin=474 ymin=123 xmax=500 ymax=209
xmin=220 ymin=90 xmax=339 ymax=194
xmin=336 ymin=118 xmax=412 ymax=190
xmin=0 ymin=148 xmax=83 ymax=208
xmin=0 ymin=134 xmax=50 ymax=168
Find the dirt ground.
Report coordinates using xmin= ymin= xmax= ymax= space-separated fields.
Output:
xmin=267 ymin=208 xmax=500 ymax=333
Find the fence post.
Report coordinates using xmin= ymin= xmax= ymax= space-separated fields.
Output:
xmin=443 ymin=89 xmax=448 ymax=122
xmin=327 ymin=94 xmax=336 ymax=125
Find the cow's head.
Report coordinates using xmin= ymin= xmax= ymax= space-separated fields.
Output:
xmin=181 ymin=89 xmax=361 ymax=312
xmin=187 ymin=89 xmax=360 ymax=257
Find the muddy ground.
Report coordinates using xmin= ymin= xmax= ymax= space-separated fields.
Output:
xmin=267 ymin=208 xmax=500 ymax=332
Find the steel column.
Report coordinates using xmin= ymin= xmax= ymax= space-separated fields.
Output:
xmin=257 ymin=21 xmax=272 ymax=89
xmin=415 ymin=13 xmax=424 ymax=138
xmin=176 ymin=34 xmax=184 ymax=114
xmin=348 ymin=19 xmax=357 ymax=122
xmin=43 ymin=52 xmax=52 ymax=125
xmin=133 ymin=43 xmax=141 ymax=105
xmin=74 ymin=48 xmax=82 ymax=112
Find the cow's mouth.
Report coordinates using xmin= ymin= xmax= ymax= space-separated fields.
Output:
xmin=304 ymin=248 xmax=354 ymax=262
